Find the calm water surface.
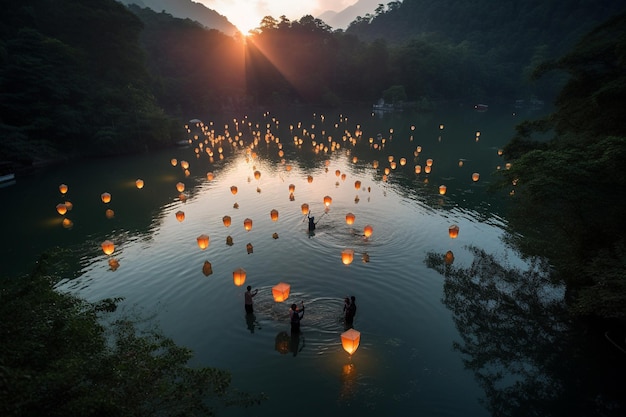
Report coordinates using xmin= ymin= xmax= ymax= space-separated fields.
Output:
xmin=2 ymin=104 xmax=552 ymax=416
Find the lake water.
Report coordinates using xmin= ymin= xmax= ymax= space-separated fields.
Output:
xmin=2 ymin=103 xmax=567 ymax=416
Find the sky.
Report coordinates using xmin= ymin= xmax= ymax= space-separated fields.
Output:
xmin=197 ymin=0 xmax=359 ymax=34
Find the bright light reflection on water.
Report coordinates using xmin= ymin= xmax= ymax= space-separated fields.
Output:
xmin=2 ymin=104 xmax=551 ymax=416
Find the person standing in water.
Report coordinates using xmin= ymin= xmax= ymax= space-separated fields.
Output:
xmin=345 ymin=295 xmax=357 ymax=328
xmin=290 ymin=302 xmax=305 ymax=333
xmin=308 ymin=214 xmax=316 ymax=232
xmin=245 ymin=285 xmax=258 ymax=314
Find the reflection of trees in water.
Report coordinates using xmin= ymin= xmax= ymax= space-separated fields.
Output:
xmin=426 ymin=246 xmax=626 ymax=417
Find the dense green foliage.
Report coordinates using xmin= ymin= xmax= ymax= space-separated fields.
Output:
xmin=497 ymin=12 xmax=626 ymax=320
xmin=0 ymin=0 xmax=179 ymax=166
xmin=0 ymin=252 xmax=265 ymax=416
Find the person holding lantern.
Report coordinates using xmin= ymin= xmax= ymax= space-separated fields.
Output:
xmin=290 ymin=302 xmax=305 ymax=334
xmin=245 ymin=285 xmax=258 ymax=314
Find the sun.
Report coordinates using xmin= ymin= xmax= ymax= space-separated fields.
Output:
xmin=229 ymin=13 xmax=263 ymax=36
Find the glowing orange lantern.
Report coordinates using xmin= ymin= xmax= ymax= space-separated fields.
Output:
xmin=449 ymin=225 xmax=460 ymax=239
xmin=363 ymin=225 xmax=373 ymax=238
xmin=272 ymin=282 xmax=291 ymax=302
xmin=233 ymin=268 xmax=246 ymax=286
xmin=472 ymin=173 xmax=480 ymax=182
xmin=254 ymin=170 xmax=261 ymax=180
xmin=230 ymin=185 xmax=238 ymax=195
xmin=101 ymin=192 xmax=111 ymax=203
xmin=270 ymin=209 xmax=279 ymax=221
xmin=289 ymin=184 xmax=295 ymax=193
xmin=345 ymin=213 xmax=355 ymax=225
xmin=135 ymin=179 xmax=144 ymax=189
xmin=59 ymin=184 xmax=68 ymax=194
xmin=301 ymin=203 xmax=310 ymax=215
xmin=354 ymin=180 xmax=361 ymax=190
xmin=341 ymin=249 xmax=355 ymax=265
xmin=197 ymin=234 xmax=210 ymax=250
xmin=341 ymin=328 xmax=361 ymax=355
xmin=335 ymin=170 xmax=341 ymax=177
xmin=243 ymin=218 xmax=253 ymax=231
xmin=108 ymin=258 xmax=120 ymax=271
xmin=180 ymin=160 xmax=189 ymax=170
xmin=175 ymin=210 xmax=185 ymax=222
xmin=424 ymin=166 xmax=432 ymax=174
xmin=426 ymin=158 xmax=433 ymax=167
xmin=105 ymin=209 xmax=115 ymax=219
xmin=101 ymin=240 xmax=115 ymax=255
xmin=176 ymin=182 xmax=185 ymax=192
xmin=170 ymin=158 xmax=178 ymax=166
xmin=206 ymin=172 xmax=214 ymax=181
xmin=415 ymin=165 xmax=422 ymax=174
xmin=439 ymin=185 xmax=447 ymax=195
xmin=64 ymin=201 xmax=73 ymax=210
xmin=56 ymin=203 xmax=67 ymax=215
xmin=307 ymin=175 xmax=313 ymax=183
xmin=323 ymin=195 xmax=332 ymax=207
xmin=400 ymin=157 xmax=407 ymax=166
xmin=222 ymin=215 xmax=231 ymax=227
xmin=62 ymin=218 xmax=73 ymax=229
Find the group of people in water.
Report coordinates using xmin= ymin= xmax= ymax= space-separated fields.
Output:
xmin=244 ymin=285 xmax=357 ymax=334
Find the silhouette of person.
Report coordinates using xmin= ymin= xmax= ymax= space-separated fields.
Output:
xmin=308 ymin=215 xmax=316 ymax=232
xmin=245 ymin=285 xmax=258 ymax=314
xmin=345 ymin=295 xmax=356 ymax=328
xmin=290 ymin=303 xmax=305 ymax=334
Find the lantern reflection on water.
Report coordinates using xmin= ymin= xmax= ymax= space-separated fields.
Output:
xmin=233 ymin=268 xmax=246 ymax=286
xmin=445 ymin=251 xmax=455 ymax=265
xmin=272 ymin=282 xmax=291 ymax=302
xmin=341 ymin=328 xmax=361 ymax=355
xmin=197 ymin=234 xmax=210 ymax=250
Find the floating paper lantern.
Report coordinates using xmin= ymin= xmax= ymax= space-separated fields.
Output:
xmin=341 ymin=249 xmax=355 ymax=265
xmin=202 ymin=261 xmax=213 ymax=276
xmin=400 ymin=157 xmax=407 ymax=166
xmin=497 ymin=149 xmax=503 ymax=156
xmin=135 ymin=179 xmax=144 ymax=189
xmin=222 ymin=215 xmax=231 ymax=227
xmin=323 ymin=195 xmax=332 ymax=207
xmin=472 ymin=173 xmax=480 ymax=182
xmin=101 ymin=240 xmax=115 ymax=255
xmin=62 ymin=218 xmax=73 ymax=229
xmin=345 ymin=212 xmax=355 ymax=225
xmin=272 ymin=282 xmax=291 ymax=302
xmin=105 ymin=209 xmax=115 ymax=219
xmin=424 ymin=166 xmax=432 ymax=174
xmin=335 ymin=170 xmax=341 ymax=177
xmin=230 ymin=185 xmax=238 ymax=195
xmin=175 ymin=211 xmax=185 ymax=222
xmin=439 ymin=185 xmax=447 ymax=195
xmin=206 ymin=172 xmax=214 ymax=181
xmin=56 ymin=203 xmax=67 ymax=215
xmin=426 ymin=159 xmax=433 ymax=167
xmin=176 ymin=182 xmax=185 ymax=192
xmin=170 ymin=158 xmax=178 ymax=166
xmin=354 ymin=180 xmax=361 ymax=190
xmin=372 ymin=160 xmax=379 ymax=169
xmin=445 ymin=251 xmax=455 ymax=265
xmin=59 ymin=184 xmax=68 ymax=194
xmin=233 ymin=268 xmax=246 ymax=286
xmin=101 ymin=192 xmax=111 ymax=203
xmin=272 ymin=232 xmax=279 ymax=239
xmin=415 ymin=165 xmax=422 ymax=174
xmin=289 ymin=184 xmax=295 ymax=193
xmin=253 ymin=171 xmax=261 ymax=180
xmin=180 ymin=160 xmax=189 ymax=170
xmin=341 ymin=328 xmax=361 ymax=355
xmin=270 ymin=209 xmax=279 ymax=221
xmin=307 ymin=175 xmax=313 ymax=183
xmin=448 ymin=225 xmax=460 ymax=239
xmin=197 ymin=234 xmax=210 ymax=250
xmin=301 ymin=203 xmax=310 ymax=215
xmin=246 ymin=243 xmax=253 ymax=254
xmin=388 ymin=155 xmax=394 ymax=163
xmin=226 ymin=236 xmax=234 ymax=246
xmin=439 ymin=124 xmax=444 ymax=130
xmin=458 ymin=160 xmax=464 ymax=167
xmin=363 ymin=225 xmax=373 ymax=238
xmin=243 ymin=218 xmax=253 ymax=231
